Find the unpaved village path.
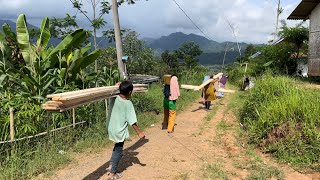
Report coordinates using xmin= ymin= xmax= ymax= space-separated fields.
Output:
xmin=37 ymin=93 xmax=319 ymax=180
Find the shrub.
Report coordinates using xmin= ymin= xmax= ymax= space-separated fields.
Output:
xmin=240 ymin=73 xmax=320 ymax=166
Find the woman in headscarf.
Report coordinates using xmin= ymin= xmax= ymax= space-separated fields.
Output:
xmin=163 ymin=75 xmax=180 ymax=133
xmin=204 ymin=75 xmax=217 ymax=110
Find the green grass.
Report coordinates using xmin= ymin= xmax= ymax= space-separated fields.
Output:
xmin=234 ymin=159 xmax=284 ymax=180
xmin=239 ymin=73 xmax=320 ymax=168
xmin=204 ymin=163 xmax=228 ymax=180
xmin=216 ymin=120 xmax=230 ymax=131
xmin=233 ymin=146 xmax=284 ymax=180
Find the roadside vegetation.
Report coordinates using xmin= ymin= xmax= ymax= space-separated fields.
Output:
xmin=0 ymin=9 xmax=208 ymax=178
xmin=240 ymin=74 xmax=320 ymax=168
xmin=227 ymin=21 xmax=320 ymax=171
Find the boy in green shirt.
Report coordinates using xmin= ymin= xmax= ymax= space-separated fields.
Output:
xmin=106 ymin=81 xmax=145 ymax=180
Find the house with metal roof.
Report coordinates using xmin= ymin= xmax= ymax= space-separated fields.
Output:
xmin=288 ymin=0 xmax=320 ymax=76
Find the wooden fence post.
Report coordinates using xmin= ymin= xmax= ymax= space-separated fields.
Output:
xmin=9 ymin=107 xmax=15 ymax=141
xmin=72 ymin=108 xmax=76 ymax=128
xmin=105 ymin=99 xmax=108 ymax=120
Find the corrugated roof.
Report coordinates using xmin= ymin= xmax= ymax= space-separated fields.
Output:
xmin=288 ymin=0 xmax=320 ymax=20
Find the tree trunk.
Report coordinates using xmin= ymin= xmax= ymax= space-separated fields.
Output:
xmin=93 ymin=0 xmax=98 ymax=73
xmin=112 ymin=0 xmax=126 ymax=79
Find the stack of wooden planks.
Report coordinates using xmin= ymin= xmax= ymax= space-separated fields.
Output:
xmin=42 ymin=84 xmax=148 ymax=112
xmin=181 ymin=73 xmax=235 ymax=93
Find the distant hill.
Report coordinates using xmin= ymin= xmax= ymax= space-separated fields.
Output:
xmin=147 ymin=32 xmax=249 ymax=53
xmin=0 ymin=19 xmax=254 ymax=65
xmin=147 ymin=32 xmax=251 ymax=65
xmin=148 ymin=32 xmax=220 ymax=53
xmin=0 ymin=19 xmax=38 ymax=31
xmin=0 ymin=19 xmax=113 ymax=48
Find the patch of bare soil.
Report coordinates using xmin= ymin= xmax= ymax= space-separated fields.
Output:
xmin=303 ymin=84 xmax=320 ymax=89
xmin=35 ymin=93 xmax=317 ymax=180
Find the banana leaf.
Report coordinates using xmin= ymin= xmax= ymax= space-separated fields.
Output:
xmin=68 ymin=49 xmax=101 ymax=80
xmin=37 ymin=17 xmax=51 ymax=50
xmin=41 ymin=69 xmax=54 ymax=81
xmin=41 ymin=76 xmax=56 ymax=95
xmin=0 ymin=31 xmax=5 ymax=42
xmin=45 ymin=29 xmax=87 ymax=69
xmin=2 ymin=23 xmax=17 ymax=42
xmin=81 ymin=43 xmax=92 ymax=55
xmin=0 ymin=74 xmax=8 ymax=88
xmin=72 ymin=49 xmax=81 ymax=64
xmin=16 ymin=14 xmax=32 ymax=66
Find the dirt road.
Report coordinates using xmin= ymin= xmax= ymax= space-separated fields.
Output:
xmin=37 ymin=93 xmax=317 ymax=180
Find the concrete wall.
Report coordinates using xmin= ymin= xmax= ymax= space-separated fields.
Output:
xmin=309 ymin=3 xmax=320 ymax=76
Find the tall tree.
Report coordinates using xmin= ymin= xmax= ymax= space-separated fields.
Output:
xmin=278 ymin=22 xmax=309 ymax=59
xmin=161 ymin=50 xmax=179 ymax=70
xmin=175 ymin=41 xmax=202 ymax=69
xmin=70 ymin=0 xmax=149 ymax=73
xmin=70 ymin=0 xmax=110 ymax=72
xmin=122 ymin=30 xmax=155 ymax=74
xmin=50 ymin=13 xmax=79 ymax=39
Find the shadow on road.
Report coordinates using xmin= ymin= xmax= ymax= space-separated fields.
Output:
xmin=82 ymin=138 xmax=149 ymax=180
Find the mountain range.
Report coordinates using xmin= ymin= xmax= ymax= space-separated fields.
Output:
xmin=143 ymin=32 xmax=251 ymax=65
xmin=0 ymin=19 xmax=253 ymax=65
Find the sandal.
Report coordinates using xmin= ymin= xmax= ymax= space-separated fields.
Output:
xmin=107 ymin=173 xmax=123 ymax=180
xmin=106 ymin=168 xmax=111 ymax=173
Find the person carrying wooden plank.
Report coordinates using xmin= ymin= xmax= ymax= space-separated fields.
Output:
xmin=162 ymin=75 xmax=180 ymax=133
xmin=201 ymin=76 xmax=210 ymax=104
xmin=204 ymin=75 xmax=218 ymax=110
xmin=106 ymin=80 xmax=145 ymax=180
xmin=217 ymin=75 xmax=228 ymax=98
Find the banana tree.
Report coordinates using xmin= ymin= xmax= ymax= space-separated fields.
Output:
xmin=98 ymin=66 xmax=120 ymax=86
xmin=54 ymin=42 xmax=101 ymax=88
xmin=0 ymin=14 xmax=101 ymax=102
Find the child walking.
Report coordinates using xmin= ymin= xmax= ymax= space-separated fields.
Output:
xmin=106 ymin=80 xmax=145 ymax=180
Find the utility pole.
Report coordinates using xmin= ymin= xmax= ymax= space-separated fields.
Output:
xmin=112 ymin=0 xmax=126 ymax=79
xmin=274 ymin=0 xmax=281 ymax=41
xmin=226 ymin=19 xmax=242 ymax=62
xmin=92 ymin=0 xmax=98 ymax=73
xmin=222 ymin=43 xmax=228 ymax=73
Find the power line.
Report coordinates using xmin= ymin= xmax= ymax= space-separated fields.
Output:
xmin=171 ymin=0 xmax=212 ymax=40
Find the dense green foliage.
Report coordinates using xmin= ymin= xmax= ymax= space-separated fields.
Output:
xmin=160 ymin=41 xmax=203 ymax=75
xmin=0 ymin=14 xmax=108 ymax=140
xmin=239 ymin=74 xmax=320 ymax=167
xmin=227 ymin=23 xmax=309 ymax=88
xmin=0 ymin=11 xmax=210 ymax=179
xmin=226 ymin=23 xmax=319 ymax=169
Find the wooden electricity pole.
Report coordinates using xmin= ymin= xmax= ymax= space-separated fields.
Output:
xmin=222 ymin=43 xmax=228 ymax=73
xmin=274 ymin=0 xmax=281 ymax=41
xmin=112 ymin=0 xmax=126 ymax=79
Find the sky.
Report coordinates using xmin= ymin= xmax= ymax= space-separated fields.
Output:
xmin=0 ymin=0 xmax=306 ymax=43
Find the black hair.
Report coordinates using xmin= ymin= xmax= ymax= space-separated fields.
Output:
xmin=119 ymin=80 xmax=133 ymax=95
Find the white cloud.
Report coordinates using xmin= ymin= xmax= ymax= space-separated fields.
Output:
xmin=0 ymin=0 xmax=27 ymax=9
xmin=161 ymin=0 xmax=301 ymax=43
xmin=0 ymin=0 xmax=305 ymax=43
